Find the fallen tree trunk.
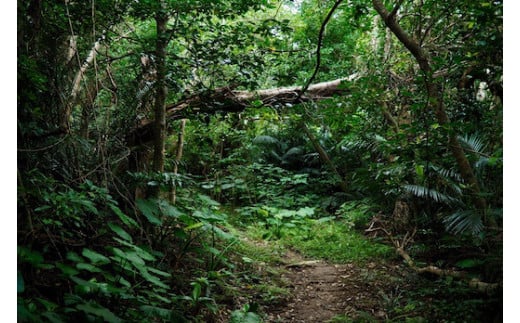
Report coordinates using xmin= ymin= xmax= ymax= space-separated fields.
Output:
xmin=127 ymin=77 xmax=354 ymax=146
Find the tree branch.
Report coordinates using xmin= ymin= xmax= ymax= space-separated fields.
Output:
xmin=295 ymin=0 xmax=344 ymax=103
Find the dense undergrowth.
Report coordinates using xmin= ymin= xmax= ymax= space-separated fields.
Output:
xmin=18 ymin=157 xmax=502 ymax=322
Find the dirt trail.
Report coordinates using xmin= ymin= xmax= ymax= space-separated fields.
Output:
xmin=265 ymin=250 xmax=399 ymax=322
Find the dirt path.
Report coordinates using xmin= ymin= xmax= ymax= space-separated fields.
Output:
xmin=265 ymin=250 xmax=401 ymax=322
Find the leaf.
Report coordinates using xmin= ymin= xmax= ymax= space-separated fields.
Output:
xmin=136 ymin=266 xmax=169 ymax=289
xmin=443 ymin=210 xmax=484 ymax=236
xmin=197 ymin=194 xmax=221 ymax=206
xmin=221 ymin=183 xmax=235 ymax=190
xmin=56 ymin=263 xmax=80 ymax=276
xmin=209 ymin=225 xmax=234 ymax=240
xmin=70 ymin=276 xmax=98 ymax=293
xmin=402 ymin=184 xmax=459 ymax=205
xmin=185 ymin=222 xmax=205 ymax=231
xmin=109 ymin=204 xmax=138 ymax=228
xmin=136 ymin=199 xmax=162 ymax=225
xmin=76 ymin=263 xmax=102 ymax=273
xmin=36 ymin=298 xmax=58 ymax=311
xmin=112 ymin=238 xmax=156 ymax=261
xmin=18 ymin=246 xmax=44 ymax=265
xmin=253 ymin=135 xmax=279 ymax=146
xmin=148 ymin=267 xmax=171 ymax=278
xmin=108 ymin=222 xmax=133 ymax=242
xmin=458 ymin=134 xmax=487 ymax=156
xmin=192 ymin=283 xmax=202 ymax=301
xmin=66 ymin=251 xmax=84 ymax=263
xmin=157 ymin=200 xmax=183 ymax=217
xmin=125 ymin=251 xmax=146 ymax=267
xmin=193 ymin=210 xmax=227 ymax=223
xmin=296 ymin=207 xmax=315 ymax=217
xmin=82 ymin=248 xmax=111 ymax=265
xmin=76 ymin=303 xmax=123 ymax=323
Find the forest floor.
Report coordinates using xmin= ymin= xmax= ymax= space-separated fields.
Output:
xmin=263 ymin=249 xmax=406 ymax=322
xmin=228 ymin=223 xmax=501 ymax=322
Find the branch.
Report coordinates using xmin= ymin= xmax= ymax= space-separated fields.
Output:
xmin=295 ymin=0 xmax=344 ymax=103
xmin=372 ymin=0 xmax=430 ymax=72
xmin=365 ymin=217 xmax=500 ymax=293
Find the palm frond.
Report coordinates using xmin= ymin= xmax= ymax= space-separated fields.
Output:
xmin=443 ymin=210 xmax=484 ymax=236
xmin=282 ymin=147 xmax=304 ymax=159
xmin=428 ymin=164 xmax=463 ymax=182
xmin=253 ymin=135 xmax=280 ymax=146
xmin=402 ymin=184 xmax=460 ymax=205
xmin=458 ymin=134 xmax=488 ymax=156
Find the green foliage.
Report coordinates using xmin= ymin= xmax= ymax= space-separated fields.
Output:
xmin=281 ymin=220 xmax=394 ymax=263
xmin=335 ymin=200 xmax=376 ymax=229
xmin=18 ymin=0 xmax=502 ymax=320
xmin=230 ymin=303 xmax=263 ymax=323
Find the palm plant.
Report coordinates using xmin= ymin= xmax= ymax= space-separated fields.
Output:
xmin=403 ymin=133 xmax=502 ymax=236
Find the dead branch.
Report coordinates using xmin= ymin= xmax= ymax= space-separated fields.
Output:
xmin=365 ymin=216 xmax=500 ymax=293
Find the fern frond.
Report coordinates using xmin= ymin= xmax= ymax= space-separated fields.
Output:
xmin=443 ymin=210 xmax=484 ymax=236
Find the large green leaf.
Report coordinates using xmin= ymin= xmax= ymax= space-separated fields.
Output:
xmin=109 ymin=204 xmax=138 ymax=228
xmin=76 ymin=263 xmax=102 ymax=273
xmin=108 ymin=222 xmax=133 ymax=242
xmin=136 ymin=199 xmax=162 ymax=225
xmin=82 ymin=248 xmax=111 ymax=265
xmin=18 ymin=246 xmax=44 ymax=265
xmin=112 ymin=237 xmax=156 ymax=261
xmin=157 ymin=199 xmax=184 ymax=217
xmin=135 ymin=265 xmax=169 ymax=289
xmin=57 ymin=262 xmax=80 ymax=276
xmin=148 ymin=267 xmax=171 ymax=278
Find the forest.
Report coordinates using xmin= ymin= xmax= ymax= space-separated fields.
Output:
xmin=17 ymin=0 xmax=503 ymax=322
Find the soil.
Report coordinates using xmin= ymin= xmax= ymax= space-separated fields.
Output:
xmin=264 ymin=250 xmax=408 ymax=322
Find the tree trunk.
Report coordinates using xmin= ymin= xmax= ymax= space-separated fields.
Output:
xmin=152 ymin=8 xmax=169 ymax=174
xmin=372 ymin=0 xmax=488 ymax=216
xmin=301 ymin=123 xmax=348 ymax=193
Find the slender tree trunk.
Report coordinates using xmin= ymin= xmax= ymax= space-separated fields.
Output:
xmin=63 ymin=40 xmax=103 ymax=132
xmin=152 ymin=8 xmax=169 ymax=174
xmin=372 ymin=0 xmax=488 ymax=217
xmin=301 ymin=123 xmax=348 ymax=193
xmin=170 ymin=119 xmax=186 ymax=204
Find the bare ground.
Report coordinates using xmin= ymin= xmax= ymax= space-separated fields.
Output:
xmin=264 ymin=250 xmax=408 ymax=322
